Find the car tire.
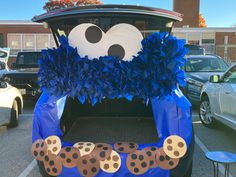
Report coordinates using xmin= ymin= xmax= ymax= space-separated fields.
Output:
xmin=199 ymin=96 xmax=215 ymax=127
xmin=8 ymin=100 xmax=19 ymax=128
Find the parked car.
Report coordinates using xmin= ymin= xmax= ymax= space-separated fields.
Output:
xmin=0 ymin=48 xmax=10 ymax=78
xmin=185 ymin=44 xmax=205 ymax=55
xmin=199 ymin=64 xmax=236 ymax=130
xmin=32 ymin=4 xmax=194 ymax=177
xmin=0 ymin=80 xmax=23 ymax=127
xmin=3 ymin=51 xmax=41 ymax=97
xmin=182 ymin=55 xmax=229 ymax=105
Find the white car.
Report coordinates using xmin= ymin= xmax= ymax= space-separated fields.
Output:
xmin=0 ymin=81 xmax=23 ymax=127
xmin=199 ymin=64 xmax=236 ymax=130
xmin=0 ymin=48 xmax=10 ymax=78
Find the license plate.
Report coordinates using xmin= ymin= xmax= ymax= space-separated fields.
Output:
xmin=19 ymin=89 xmax=26 ymax=95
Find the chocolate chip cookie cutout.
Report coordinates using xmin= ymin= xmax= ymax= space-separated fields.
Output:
xmin=43 ymin=151 xmax=62 ymax=176
xmin=77 ymin=154 xmax=100 ymax=177
xmin=91 ymin=143 xmax=112 ymax=161
xmin=143 ymin=146 xmax=159 ymax=168
xmin=59 ymin=147 xmax=81 ymax=168
xmin=45 ymin=136 xmax=61 ymax=155
xmin=163 ymin=135 xmax=187 ymax=159
xmin=31 ymin=139 xmax=47 ymax=161
xmin=114 ymin=142 xmax=139 ymax=154
xmin=126 ymin=150 xmax=150 ymax=175
xmin=155 ymin=148 xmax=179 ymax=170
xmin=100 ymin=150 xmax=121 ymax=173
xmin=73 ymin=142 xmax=95 ymax=156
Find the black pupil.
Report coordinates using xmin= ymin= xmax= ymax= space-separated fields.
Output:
xmin=85 ymin=26 xmax=103 ymax=44
xmin=108 ymin=44 xmax=125 ymax=60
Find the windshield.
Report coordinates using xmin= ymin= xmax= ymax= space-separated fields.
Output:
xmin=16 ymin=52 xmax=41 ymax=68
xmin=185 ymin=57 xmax=229 ymax=72
xmin=0 ymin=51 xmax=7 ymax=58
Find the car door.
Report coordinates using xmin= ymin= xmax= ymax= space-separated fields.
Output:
xmin=219 ymin=65 xmax=236 ymax=119
xmin=0 ymin=82 xmax=12 ymax=124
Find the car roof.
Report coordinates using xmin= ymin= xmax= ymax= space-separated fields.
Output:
xmin=186 ymin=55 xmax=222 ymax=59
xmin=32 ymin=4 xmax=182 ymax=22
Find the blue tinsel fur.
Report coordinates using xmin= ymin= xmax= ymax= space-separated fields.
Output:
xmin=38 ymin=32 xmax=187 ymax=105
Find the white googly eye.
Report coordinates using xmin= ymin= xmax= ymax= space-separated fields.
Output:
xmin=105 ymin=23 xmax=143 ymax=61
xmin=68 ymin=23 xmax=106 ymax=59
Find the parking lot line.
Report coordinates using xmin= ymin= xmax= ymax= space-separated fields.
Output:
xmin=17 ymin=159 xmax=37 ymax=177
xmin=195 ymin=135 xmax=234 ymax=177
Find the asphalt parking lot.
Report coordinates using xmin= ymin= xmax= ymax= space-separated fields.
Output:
xmin=0 ymin=101 xmax=235 ymax=177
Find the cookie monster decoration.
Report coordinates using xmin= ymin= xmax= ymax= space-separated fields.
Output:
xmin=32 ymin=21 xmax=193 ymax=177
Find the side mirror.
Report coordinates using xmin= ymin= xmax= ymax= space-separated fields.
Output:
xmin=0 ymin=81 xmax=7 ymax=88
xmin=209 ymin=75 xmax=221 ymax=83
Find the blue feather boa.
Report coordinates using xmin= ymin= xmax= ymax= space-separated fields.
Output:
xmin=38 ymin=32 xmax=187 ymax=105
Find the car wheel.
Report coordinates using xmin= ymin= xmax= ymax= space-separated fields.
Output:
xmin=199 ymin=96 xmax=214 ymax=127
xmin=8 ymin=100 xmax=19 ymax=128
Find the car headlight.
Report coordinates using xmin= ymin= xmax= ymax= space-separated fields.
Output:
xmin=186 ymin=78 xmax=204 ymax=89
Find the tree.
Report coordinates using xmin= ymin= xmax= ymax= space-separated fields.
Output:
xmin=199 ymin=14 xmax=207 ymax=27
xmin=44 ymin=0 xmax=102 ymax=12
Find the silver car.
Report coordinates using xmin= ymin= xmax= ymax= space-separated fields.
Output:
xmin=199 ymin=64 xmax=236 ymax=130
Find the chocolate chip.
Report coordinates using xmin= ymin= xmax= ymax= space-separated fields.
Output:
xmin=85 ymin=148 xmax=90 ymax=152
xmin=146 ymin=151 xmax=152 ymax=156
xmin=141 ymin=162 xmax=147 ymax=168
xmin=85 ymin=26 xmax=103 ymax=44
xmin=174 ymin=151 xmax=180 ymax=156
xmin=97 ymin=144 xmax=103 ymax=148
xmin=52 ymin=147 xmax=58 ymax=152
xmin=33 ymin=151 xmax=38 ymax=156
xmin=159 ymin=155 xmax=165 ymax=161
xmin=131 ymin=154 xmax=137 ymax=160
xmin=112 ymin=155 xmax=119 ymax=161
xmin=72 ymin=153 xmax=78 ymax=159
xmin=46 ymin=168 xmax=50 ymax=172
xmin=169 ymin=161 xmax=174 ymax=166
xmin=60 ymin=153 xmax=66 ymax=159
xmin=83 ymin=169 xmax=88 ymax=175
xmin=91 ymin=167 xmax=97 ymax=173
xmin=87 ymin=143 xmax=92 ymax=146
xmin=130 ymin=162 xmax=135 ymax=166
xmin=65 ymin=147 xmax=71 ymax=152
xmin=40 ymin=151 xmax=44 ymax=156
xmin=36 ymin=143 xmax=40 ymax=148
xmin=150 ymin=160 xmax=154 ymax=166
xmin=117 ymin=142 xmax=122 ymax=145
xmin=52 ymin=168 xmax=57 ymax=173
xmin=45 ymin=156 xmax=49 ymax=161
xmin=100 ymin=151 xmax=105 ymax=158
xmin=82 ymin=159 xmax=87 ymax=164
xmin=41 ymin=142 xmax=44 ymax=148
xmin=90 ymin=158 xmax=96 ymax=163
xmin=139 ymin=155 xmax=144 ymax=160
xmin=129 ymin=145 xmax=135 ymax=148
xmin=103 ymin=147 xmax=108 ymax=151
xmin=104 ymin=164 xmax=109 ymax=169
xmin=78 ymin=142 xmax=83 ymax=145
xmin=108 ymin=44 xmax=125 ymax=60
xmin=113 ymin=163 xmax=119 ymax=168
xmin=167 ymin=139 xmax=172 ymax=144
xmin=49 ymin=160 xmax=54 ymax=166
xmin=178 ymin=142 xmax=184 ymax=148
xmin=129 ymin=143 xmax=135 ymax=146
xmin=134 ymin=168 xmax=139 ymax=173
xmin=47 ymin=139 xmax=51 ymax=144
xmin=52 ymin=140 xmax=57 ymax=144
xmin=151 ymin=147 xmax=157 ymax=151
xmin=167 ymin=145 xmax=173 ymax=151
xmin=118 ymin=147 xmax=124 ymax=151
xmin=66 ymin=158 xmax=71 ymax=163
xmin=165 ymin=155 xmax=170 ymax=160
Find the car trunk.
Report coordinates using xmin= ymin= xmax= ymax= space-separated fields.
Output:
xmin=61 ymin=97 xmax=159 ymax=144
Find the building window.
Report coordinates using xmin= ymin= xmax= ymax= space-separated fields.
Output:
xmin=201 ymin=33 xmax=215 ymax=54
xmin=0 ymin=34 xmax=3 ymax=48
xmin=173 ymin=33 xmax=187 ymax=41
xmin=187 ymin=33 xmax=201 ymax=45
xmin=7 ymin=33 xmax=56 ymax=56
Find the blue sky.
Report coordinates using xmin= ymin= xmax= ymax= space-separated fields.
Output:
xmin=0 ymin=0 xmax=236 ymax=27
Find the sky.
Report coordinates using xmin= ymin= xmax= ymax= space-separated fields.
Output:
xmin=0 ymin=0 xmax=236 ymax=27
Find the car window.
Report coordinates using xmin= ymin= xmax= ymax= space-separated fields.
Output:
xmin=0 ymin=61 xmax=5 ymax=70
xmin=0 ymin=51 xmax=7 ymax=58
xmin=16 ymin=53 xmax=41 ymax=67
xmin=223 ymin=65 xmax=236 ymax=84
xmin=185 ymin=57 xmax=228 ymax=72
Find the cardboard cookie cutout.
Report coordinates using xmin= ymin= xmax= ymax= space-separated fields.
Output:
xmin=73 ymin=142 xmax=95 ymax=156
xmin=143 ymin=146 xmax=159 ymax=168
xmin=59 ymin=147 xmax=81 ymax=168
xmin=43 ymin=151 xmax=63 ymax=176
xmin=77 ymin=154 xmax=100 ymax=177
xmin=100 ymin=150 xmax=121 ymax=173
xmin=91 ymin=143 xmax=112 ymax=161
xmin=126 ymin=150 xmax=150 ymax=175
xmin=68 ymin=23 xmax=143 ymax=61
xmin=31 ymin=139 xmax=47 ymax=161
xmin=155 ymin=148 xmax=179 ymax=170
xmin=45 ymin=136 xmax=61 ymax=155
xmin=163 ymin=135 xmax=187 ymax=159
xmin=114 ymin=142 xmax=139 ymax=154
